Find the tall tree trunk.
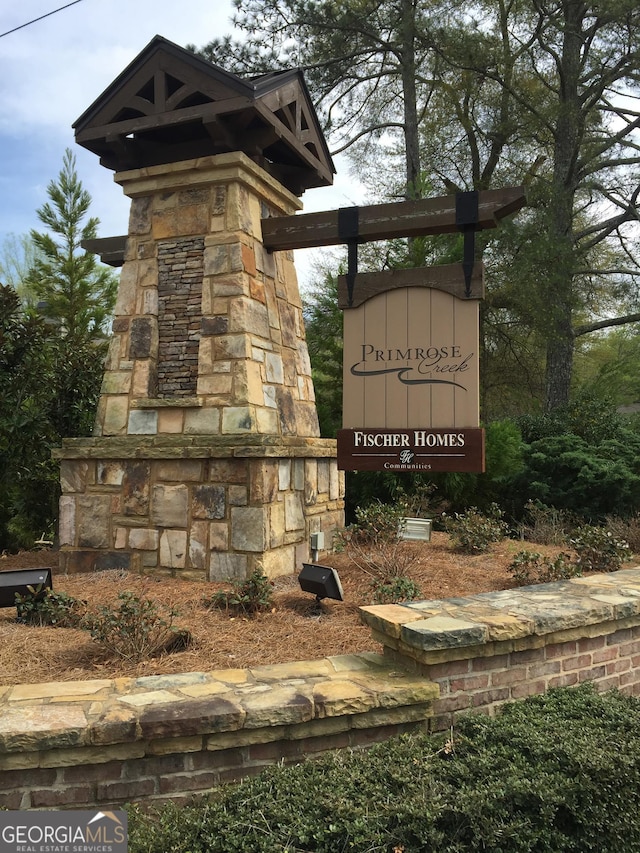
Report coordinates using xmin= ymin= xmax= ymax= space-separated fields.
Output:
xmin=400 ymin=0 xmax=421 ymax=199
xmin=543 ymin=0 xmax=584 ymax=411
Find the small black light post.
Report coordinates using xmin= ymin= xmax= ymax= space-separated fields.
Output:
xmin=297 ymin=563 xmax=343 ymax=607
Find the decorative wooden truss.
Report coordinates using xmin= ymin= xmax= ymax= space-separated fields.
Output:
xmin=73 ymin=35 xmax=335 ymax=196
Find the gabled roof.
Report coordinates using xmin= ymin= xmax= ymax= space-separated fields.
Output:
xmin=73 ymin=36 xmax=335 ymax=195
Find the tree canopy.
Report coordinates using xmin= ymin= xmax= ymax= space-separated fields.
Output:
xmin=195 ymin=0 xmax=640 ymax=413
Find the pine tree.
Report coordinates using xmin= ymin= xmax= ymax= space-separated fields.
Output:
xmin=26 ymin=148 xmax=117 ymax=342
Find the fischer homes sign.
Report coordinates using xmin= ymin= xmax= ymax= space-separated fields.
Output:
xmin=337 ymin=427 xmax=485 ymax=473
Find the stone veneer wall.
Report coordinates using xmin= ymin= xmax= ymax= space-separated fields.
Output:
xmin=156 ymin=237 xmax=204 ymax=397
xmin=3 ymin=569 xmax=640 ymax=810
xmin=57 ymin=439 xmax=343 ymax=579
xmin=55 ymin=152 xmax=345 ymax=579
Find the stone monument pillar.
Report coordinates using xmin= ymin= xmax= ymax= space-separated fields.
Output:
xmin=55 ymin=37 xmax=344 ymax=580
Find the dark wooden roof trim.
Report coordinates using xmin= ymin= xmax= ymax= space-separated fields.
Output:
xmin=73 ymin=35 xmax=335 ymax=194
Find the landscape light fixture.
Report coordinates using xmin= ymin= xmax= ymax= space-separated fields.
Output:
xmin=297 ymin=563 xmax=344 ymax=605
xmin=0 ymin=568 xmax=53 ymax=609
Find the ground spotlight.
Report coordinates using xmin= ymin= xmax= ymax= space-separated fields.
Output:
xmin=297 ymin=563 xmax=344 ymax=605
xmin=0 ymin=568 xmax=53 ymax=609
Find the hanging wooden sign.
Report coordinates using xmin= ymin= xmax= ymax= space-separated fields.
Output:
xmin=337 ymin=265 xmax=485 ymax=472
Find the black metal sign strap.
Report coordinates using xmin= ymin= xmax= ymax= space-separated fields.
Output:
xmin=338 ymin=206 xmax=360 ymax=307
xmin=456 ymin=190 xmax=479 ymax=298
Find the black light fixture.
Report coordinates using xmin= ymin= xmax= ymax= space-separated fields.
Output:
xmin=0 ymin=568 xmax=53 ymax=609
xmin=297 ymin=563 xmax=344 ymax=605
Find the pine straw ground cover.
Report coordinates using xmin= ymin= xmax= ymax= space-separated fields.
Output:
xmin=0 ymin=533 xmax=573 ymax=687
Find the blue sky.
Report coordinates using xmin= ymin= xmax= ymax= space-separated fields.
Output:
xmin=0 ymin=0 xmax=364 ymax=285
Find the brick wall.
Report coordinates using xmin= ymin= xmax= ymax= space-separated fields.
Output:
xmin=360 ymin=567 xmax=640 ymax=731
xmin=419 ymin=626 xmax=640 ymax=731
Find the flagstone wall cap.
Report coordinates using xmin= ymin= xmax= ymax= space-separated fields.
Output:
xmin=359 ymin=566 xmax=640 ymax=652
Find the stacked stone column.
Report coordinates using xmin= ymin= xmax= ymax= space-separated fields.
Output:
xmin=55 ymin=153 xmax=344 ymax=580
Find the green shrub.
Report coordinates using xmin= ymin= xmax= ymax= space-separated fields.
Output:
xmin=370 ymin=575 xmax=421 ymax=604
xmin=15 ymin=586 xmax=85 ymax=627
xmin=570 ymin=524 xmax=632 ymax=573
xmin=127 ymin=685 xmax=640 ymax=853
xmin=508 ymin=549 xmax=579 ymax=586
xmin=83 ymin=592 xmax=190 ymax=662
xmin=443 ymin=503 xmax=509 ymax=553
xmin=203 ymin=569 xmax=274 ymax=616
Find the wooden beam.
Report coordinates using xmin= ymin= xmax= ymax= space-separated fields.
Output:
xmin=337 ymin=263 xmax=485 ymax=308
xmin=82 ymin=236 xmax=127 ymax=267
xmin=261 ymin=186 xmax=526 ymax=252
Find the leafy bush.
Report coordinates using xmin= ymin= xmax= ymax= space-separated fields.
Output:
xmin=203 ymin=569 xmax=274 ymax=616
xmin=370 ymin=575 xmax=421 ymax=604
xmin=570 ymin=525 xmax=632 ymax=573
xmin=508 ymin=549 xmax=579 ymax=586
xmin=443 ymin=503 xmax=509 ymax=553
xmin=508 ymin=429 xmax=640 ymax=521
xmin=83 ymin=592 xmax=190 ymax=662
xmin=15 ymin=586 xmax=85 ymax=627
xmin=335 ymin=499 xmax=421 ymax=581
xmin=127 ymin=685 xmax=640 ymax=853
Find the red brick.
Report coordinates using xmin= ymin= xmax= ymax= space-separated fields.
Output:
xmin=548 ymin=673 xmax=579 ymax=689
xmin=63 ymin=761 xmax=123 ymax=784
xmin=528 ymin=661 xmax=561 ymax=679
xmin=426 ymin=659 xmax=471 ymax=680
xmin=491 ymin=667 xmax=527 ymax=687
xmin=577 ymin=665 xmax=606 ymax=683
xmin=471 ymin=654 xmax=510 ymax=672
xmin=0 ymin=791 xmax=24 ymax=809
xmin=122 ymin=754 xmax=186 ymax=779
xmin=471 ymin=688 xmax=510 ymax=708
xmin=96 ymin=779 xmax=156 ymax=803
xmin=350 ymin=725 xmax=401 ymax=747
xmin=545 ymin=641 xmax=577 ymax=659
xmin=577 ymin=636 xmax=605 ymax=652
xmin=434 ymin=694 xmax=473 ymax=714
xmin=607 ymin=628 xmax=632 ymax=645
xmin=190 ymin=747 xmax=245 ymax=770
xmin=632 ymin=654 xmax=640 ymax=668
xmin=594 ymin=675 xmax=623 ymax=692
xmin=31 ymin=787 xmax=93 ymax=808
xmin=511 ymin=648 xmax=546 ymax=664
xmin=0 ymin=768 xmax=57 ymax=790
xmin=562 ymin=654 xmax=592 ymax=672
xmin=620 ymin=670 xmax=640 ymax=688
xmin=159 ymin=772 xmax=216 ymax=794
xmin=249 ymin=740 xmax=303 ymax=762
xmin=450 ymin=674 xmax=490 ymax=692
xmin=592 ymin=647 xmax=618 ymax=664
xmin=510 ymin=680 xmax=547 ymax=700
xmin=606 ymin=659 xmax=631 ymax=675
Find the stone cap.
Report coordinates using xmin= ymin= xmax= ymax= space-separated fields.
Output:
xmin=53 ymin=435 xmax=338 ymax=460
xmin=360 ymin=566 xmax=640 ymax=660
xmin=0 ymin=653 xmax=438 ymax=761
